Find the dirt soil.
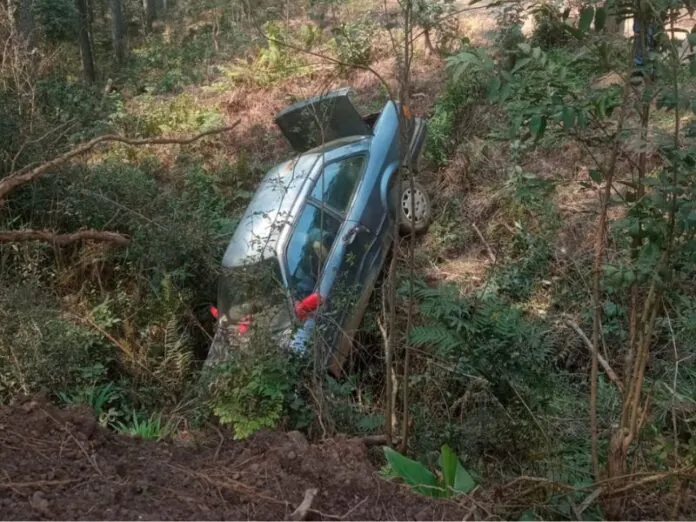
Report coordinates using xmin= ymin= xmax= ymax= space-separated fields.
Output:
xmin=0 ymin=397 xmax=467 ymax=521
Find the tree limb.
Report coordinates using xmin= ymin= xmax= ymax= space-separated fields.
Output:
xmin=0 ymin=229 xmax=132 ymax=246
xmin=563 ymin=317 xmax=624 ymax=393
xmin=0 ymin=121 xmax=241 ymax=201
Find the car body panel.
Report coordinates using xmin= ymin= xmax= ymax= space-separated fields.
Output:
xmin=275 ymin=87 xmax=372 ymax=153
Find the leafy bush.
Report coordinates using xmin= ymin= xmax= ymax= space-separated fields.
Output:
xmin=203 ymin=340 xmax=308 ymax=439
xmin=0 ymin=284 xmax=112 ymax=404
xmin=330 ymin=19 xmax=374 ymax=70
xmin=426 ymin=64 xmax=488 ymax=166
xmin=529 ymin=2 xmax=572 ymax=50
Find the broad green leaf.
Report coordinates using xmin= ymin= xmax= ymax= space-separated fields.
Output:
xmin=532 ymin=47 xmax=542 ymax=60
xmin=517 ymin=42 xmax=532 ymax=54
xmin=579 ymin=6 xmax=595 ymax=33
xmin=438 ymin=445 xmax=458 ymax=493
xmin=453 ymin=460 xmax=476 ymax=494
xmin=438 ymin=445 xmax=476 ymax=495
xmin=519 ymin=510 xmax=536 ymax=521
xmin=487 ymin=77 xmax=501 ymax=100
xmin=594 ymin=7 xmax=606 ymax=31
xmin=589 ymin=168 xmax=603 ymax=183
xmin=499 ymin=81 xmax=512 ymax=101
xmin=562 ymin=106 xmax=575 ymax=130
xmin=512 ymin=57 xmax=531 ymax=73
xmin=530 ymin=114 xmax=546 ymax=139
xmin=383 ymin=447 xmax=441 ymax=497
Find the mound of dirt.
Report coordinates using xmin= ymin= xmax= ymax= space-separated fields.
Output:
xmin=0 ymin=397 xmax=466 ymax=521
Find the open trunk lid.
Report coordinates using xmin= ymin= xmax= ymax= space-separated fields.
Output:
xmin=274 ymin=88 xmax=372 ymax=153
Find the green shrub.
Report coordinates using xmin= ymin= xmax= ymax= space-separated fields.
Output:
xmin=203 ymin=340 xmax=308 ymax=439
xmin=330 ymin=19 xmax=374 ymax=70
xmin=529 ymin=3 xmax=572 ymax=50
xmin=0 ymin=284 xmax=112 ymax=404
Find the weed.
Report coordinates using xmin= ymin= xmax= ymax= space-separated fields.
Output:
xmin=114 ymin=410 xmax=175 ymax=440
xmin=380 ymin=444 xmax=476 ymax=498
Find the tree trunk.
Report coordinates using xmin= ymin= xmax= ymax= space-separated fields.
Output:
xmin=110 ymin=0 xmax=127 ymax=65
xmin=75 ymin=0 xmax=96 ymax=83
xmin=143 ymin=0 xmax=156 ymax=33
xmin=18 ymin=0 xmax=36 ymax=49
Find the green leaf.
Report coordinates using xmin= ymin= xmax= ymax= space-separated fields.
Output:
xmin=438 ymin=445 xmax=457 ymax=493
xmin=487 ymin=77 xmax=501 ymax=100
xmin=519 ymin=511 xmax=537 ymax=521
xmin=589 ymin=168 xmax=603 ymax=183
xmin=383 ymin=447 xmax=441 ymax=497
xmin=512 ymin=57 xmax=531 ymax=73
xmin=579 ymin=6 xmax=595 ymax=33
xmin=438 ymin=445 xmax=476 ymax=496
xmin=594 ymin=7 xmax=606 ymax=31
xmin=562 ymin=106 xmax=575 ymax=130
xmin=499 ymin=81 xmax=512 ymax=101
xmin=530 ymin=114 xmax=546 ymax=140
xmin=517 ymin=42 xmax=532 ymax=54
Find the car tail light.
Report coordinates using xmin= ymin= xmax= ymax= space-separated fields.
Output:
xmin=210 ymin=306 xmax=219 ymax=319
xmin=295 ymin=293 xmax=321 ymax=321
xmin=238 ymin=315 xmax=252 ymax=334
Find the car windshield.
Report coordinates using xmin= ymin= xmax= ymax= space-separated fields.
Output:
xmin=217 ymin=258 xmax=289 ymax=322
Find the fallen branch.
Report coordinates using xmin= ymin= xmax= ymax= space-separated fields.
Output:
xmin=0 ymin=121 xmax=241 ymax=201
xmin=563 ymin=317 xmax=624 ymax=393
xmin=291 ymin=488 xmax=318 ymax=521
xmin=471 ymin=222 xmax=496 ymax=264
xmin=0 ymin=228 xmax=131 ymax=246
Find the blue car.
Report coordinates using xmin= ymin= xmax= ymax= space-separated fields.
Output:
xmin=208 ymin=88 xmax=432 ymax=376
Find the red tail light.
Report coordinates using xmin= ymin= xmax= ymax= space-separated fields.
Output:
xmin=238 ymin=315 xmax=252 ymax=334
xmin=210 ymin=306 xmax=219 ymax=319
xmin=295 ymin=293 xmax=321 ymax=321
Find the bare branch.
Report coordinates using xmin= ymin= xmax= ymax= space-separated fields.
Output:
xmin=0 ymin=228 xmax=132 ymax=246
xmin=563 ymin=317 xmax=624 ymax=393
xmin=0 ymin=121 xmax=241 ymax=201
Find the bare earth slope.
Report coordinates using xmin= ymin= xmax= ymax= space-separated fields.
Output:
xmin=0 ymin=397 xmax=465 ymax=521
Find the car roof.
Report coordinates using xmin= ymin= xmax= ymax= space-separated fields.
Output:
xmin=221 ymin=136 xmax=370 ymax=269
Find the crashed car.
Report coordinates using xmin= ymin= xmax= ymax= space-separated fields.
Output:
xmin=207 ymin=88 xmax=432 ymax=376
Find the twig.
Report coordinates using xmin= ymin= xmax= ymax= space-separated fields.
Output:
xmin=339 ymin=496 xmax=368 ymax=519
xmin=41 ymin=408 xmax=104 ymax=478
xmin=0 ymin=121 xmax=241 ymax=201
xmin=0 ymin=228 xmax=131 ymax=246
xmin=471 ymin=222 xmax=496 ymax=263
xmin=291 ymin=488 xmax=318 ymax=521
xmin=563 ymin=318 xmax=624 ymax=393
xmin=0 ymin=478 xmax=81 ymax=488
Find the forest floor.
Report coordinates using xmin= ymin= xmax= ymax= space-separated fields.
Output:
xmin=0 ymin=396 xmax=467 ymax=521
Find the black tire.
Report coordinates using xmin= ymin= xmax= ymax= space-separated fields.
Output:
xmin=389 ymin=175 xmax=432 ymax=235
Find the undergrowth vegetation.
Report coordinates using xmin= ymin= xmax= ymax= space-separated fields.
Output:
xmin=1 ymin=0 xmax=696 ymax=518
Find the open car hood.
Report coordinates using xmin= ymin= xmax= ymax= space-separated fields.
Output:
xmin=274 ymin=88 xmax=371 ymax=153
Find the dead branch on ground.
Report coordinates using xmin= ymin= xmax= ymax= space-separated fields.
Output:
xmin=291 ymin=488 xmax=318 ymax=521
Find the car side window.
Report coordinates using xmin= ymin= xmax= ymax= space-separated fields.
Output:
xmin=311 ymin=155 xmax=366 ymax=214
xmin=286 ymin=203 xmax=342 ymax=300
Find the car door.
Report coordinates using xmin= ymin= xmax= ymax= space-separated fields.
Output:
xmin=308 ymin=154 xmax=374 ymax=354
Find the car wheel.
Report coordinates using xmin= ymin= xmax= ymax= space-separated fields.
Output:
xmin=395 ymin=178 xmax=432 ymax=234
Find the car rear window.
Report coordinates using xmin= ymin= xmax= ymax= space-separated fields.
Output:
xmin=285 ymin=204 xmax=341 ymax=300
xmin=310 ymin=155 xmax=366 ymax=214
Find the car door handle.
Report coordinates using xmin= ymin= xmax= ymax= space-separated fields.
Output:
xmin=343 ymin=224 xmax=370 ymax=245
